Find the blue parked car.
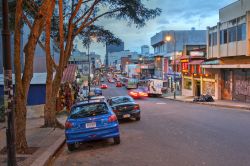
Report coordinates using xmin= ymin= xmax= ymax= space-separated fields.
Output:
xmin=90 ymin=87 xmax=102 ymax=96
xmin=65 ymin=100 xmax=120 ymax=151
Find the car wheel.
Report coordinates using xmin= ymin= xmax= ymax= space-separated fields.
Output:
xmin=113 ymin=136 xmax=120 ymax=144
xmin=67 ymin=143 xmax=75 ymax=151
xmin=136 ymin=116 xmax=141 ymax=121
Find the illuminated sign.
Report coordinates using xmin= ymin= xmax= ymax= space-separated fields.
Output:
xmin=181 ymin=59 xmax=189 ymax=63
xmin=190 ymin=51 xmax=204 ymax=57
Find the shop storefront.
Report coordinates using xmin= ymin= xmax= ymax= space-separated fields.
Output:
xmin=232 ymin=69 xmax=250 ymax=102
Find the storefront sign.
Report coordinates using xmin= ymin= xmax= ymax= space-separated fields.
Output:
xmin=182 ymin=62 xmax=188 ymax=72
xmin=181 ymin=59 xmax=189 ymax=63
xmin=190 ymin=51 xmax=204 ymax=57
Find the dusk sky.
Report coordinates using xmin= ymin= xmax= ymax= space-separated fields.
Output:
xmin=78 ymin=0 xmax=236 ymax=60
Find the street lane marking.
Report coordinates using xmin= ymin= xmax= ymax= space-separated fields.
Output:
xmin=156 ymin=102 xmax=166 ymax=105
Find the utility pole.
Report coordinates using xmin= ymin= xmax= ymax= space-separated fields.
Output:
xmin=87 ymin=43 xmax=90 ymax=102
xmin=173 ymin=31 xmax=176 ymax=100
xmin=1 ymin=0 xmax=17 ymax=165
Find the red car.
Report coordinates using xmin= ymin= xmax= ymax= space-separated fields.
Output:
xmin=100 ymin=84 xmax=108 ymax=89
xmin=129 ymin=89 xmax=148 ymax=98
xmin=116 ymin=82 xmax=122 ymax=87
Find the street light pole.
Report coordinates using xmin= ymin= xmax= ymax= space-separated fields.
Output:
xmin=87 ymin=43 xmax=90 ymax=102
xmin=173 ymin=32 xmax=176 ymax=100
xmin=2 ymin=0 xmax=17 ymax=165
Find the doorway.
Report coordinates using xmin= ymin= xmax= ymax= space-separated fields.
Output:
xmin=195 ymin=81 xmax=201 ymax=96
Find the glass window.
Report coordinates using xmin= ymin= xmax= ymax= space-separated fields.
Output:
xmin=184 ymin=78 xmax=192 ymax=90
xmin=237 ymin=23 xmax=246 ymax=41
xmin=212 ymin=32 xmax=217 ymax=46
xmin=70 ymin=103 xmax=109 ymax=119
xmin=111 ymin=97 xmax=134 ymax=105
xmin=228 ymin=26 xmax=237 ymax=42
xmin=208 ymin=34 xmax=212 ymax=46
xmin=223 ymin=30 xmax=228 ymax=43
xmin=220 ymin=29 xmax=227 ymax=44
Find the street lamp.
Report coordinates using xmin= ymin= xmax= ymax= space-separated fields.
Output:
xmin=87 ymin=35 xmax=97 ymax=101
xmin=165 ymin=32 xmax=177 ymax=100
xmin=139 ymin=57 xmax=143 ymax=79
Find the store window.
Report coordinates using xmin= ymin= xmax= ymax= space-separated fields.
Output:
xmin=184 ymin=78 xmax=192 ymax=90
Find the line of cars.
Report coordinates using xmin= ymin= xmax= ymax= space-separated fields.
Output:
xmin=65 ymin=95 xmax=141 ymax=151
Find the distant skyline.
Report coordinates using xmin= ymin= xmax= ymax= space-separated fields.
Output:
xmin=77 ymin=0 xmax=237 ymax=60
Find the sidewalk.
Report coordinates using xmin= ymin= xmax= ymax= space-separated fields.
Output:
xmin=164 ymin=95 xmax=250 ymax=111
xmin=0 ymin=105 xmax=67 ymax=166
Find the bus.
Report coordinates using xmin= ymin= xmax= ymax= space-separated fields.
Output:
xmin=138 ymin=79 xmax=168 ymax=97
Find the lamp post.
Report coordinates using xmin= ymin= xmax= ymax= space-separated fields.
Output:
xmin=87 ymin=36 xmax=97 ymax=101
xmin=87 ymin=43 xmax=90 ymax=102
xmin=165 ymin=32 xmax=176 ymax=100
xmin=139 ymin=57 xmax=143 ymax=80
xmin=2 ymin=0 xmax=17 ymax=165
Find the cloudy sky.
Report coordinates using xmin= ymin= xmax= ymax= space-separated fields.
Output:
xmin=78 ymin=0 xmax=236 ymax=60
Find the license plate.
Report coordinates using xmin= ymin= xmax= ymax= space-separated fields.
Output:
xmin=86 ymin=122 xmax=96 ymax=128
xmin=123 ymin=114 xmax=130 ymax=118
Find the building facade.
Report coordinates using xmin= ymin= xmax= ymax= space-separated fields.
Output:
xmin=180 ymin=45 xmax=207 ymax=97
xmin=203 ymin=0 xmax=250 ymax=102
xmin=141 ymin=45 xmax=150 ymax=55
xmin=105 ymin=42 xmax=124 ymax=66
xmin=151 ymin=29 xmax=207 ymax=94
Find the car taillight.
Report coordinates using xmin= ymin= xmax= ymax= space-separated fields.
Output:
xmin=139 ymin=92 xmax=148 ymax=97
xmin=65 ymin=121 xmax=73 ymax=129
xmin=108 ymin=115 xmax=117 ymax=122
xmin=133 ymin=105 xmax=140 ymax=110
xmin=130 ymin=91 xmax=138 ymax=97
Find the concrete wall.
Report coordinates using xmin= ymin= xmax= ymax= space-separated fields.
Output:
xmin=208 ymin=10 xmax=249 ymax=59
xmin=151 ymin=30 xmax=207 ymax=57
xmin=219 ymin=0 xmax=250 ymax=23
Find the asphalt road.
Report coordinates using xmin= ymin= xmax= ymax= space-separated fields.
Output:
xmin=52 ymin=82 xmax=250 ymax=166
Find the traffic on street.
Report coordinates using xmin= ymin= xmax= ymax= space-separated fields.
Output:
xmin=51 ymin=76 xmax=250 ymax=166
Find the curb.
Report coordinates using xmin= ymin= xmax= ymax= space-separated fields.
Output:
xmin=30 ymin=134 xmax=65 ymax=166
xmin=164 ymin=97 xmax=250 ymax=111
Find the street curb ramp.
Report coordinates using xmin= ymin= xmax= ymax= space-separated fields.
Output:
xmin=30 ymin=135 xmax=65 ymax=166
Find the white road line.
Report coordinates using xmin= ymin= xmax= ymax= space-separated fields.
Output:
xmin=156 ymin=102 xmax=166 ymax=105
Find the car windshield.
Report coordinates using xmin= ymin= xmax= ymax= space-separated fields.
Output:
xmin=111 ymin=97 xmax=134 ymax=105
xmin=70 ymin=103 xmax=108 ymax=119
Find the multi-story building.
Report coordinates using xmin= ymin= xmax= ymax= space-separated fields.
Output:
xmin=0 ymin=25 xmax=60 ymax=74
xmin=151 ymin=29 xmax=207 ymax=91
xmin=180 ymin=44 xmax=207 ymax=97
xmin=203 ymin=0 xmax=250 ymax=102
xmin=105 ymin=42 xmax=124 ymax=66
xmin=69 ymin=49 xmax=102 ymax=76
xmin=141 ymin=45 xmax=150 ymax=55
xmin=107 ymin=50 xmax=139 ymax=67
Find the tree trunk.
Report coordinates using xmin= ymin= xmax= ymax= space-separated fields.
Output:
xmin=13 ymin=0 xmax=29 ymax=153
xmin=43 ymin=0 xmax=63 ymax=128
xmin=15 ymin=91 xmax=28 ymax=153
xmin=14 ymin=0 xmax=53 ymax=153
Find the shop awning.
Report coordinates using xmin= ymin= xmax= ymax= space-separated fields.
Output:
xmin=62 ymin=64 xmax=77 ymax=83
xmin=180 ymin=55 xmax=189 ymax=60
xmin=189 ymin=60 xmax=204 ymax=65
xmin=201 ymin=64 xmax=250 ymax=68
